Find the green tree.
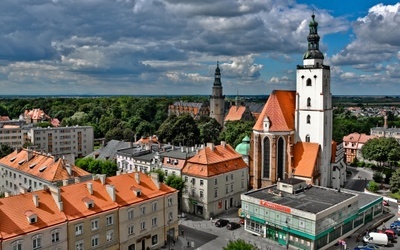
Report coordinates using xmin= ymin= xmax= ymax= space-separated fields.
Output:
xmin=76 ymin=157 xmax=118 ymax=176
xmin=373 ymin=172 xmax=383 ymax=183
xmin=390 ymin=168 xmax=400 ymax=193
xmin=368 ymin=181 xmax=380 ymax=192
xmin=361 ymin=137 xmax=400 ymax=168
xmin=164 ymin=175 xmax=184 ymax=192
xmin=151 ymin=169 xmax=166 ymax=183
xmin=197 ymin=117 xmax=222 ymax=144
xmin=223 ymin=239 xmax=256 ymax=250
xmin=219 ymin=120 xmax=254 ymax=148
xmin=0 ymin=144 xmax=14 ymax=158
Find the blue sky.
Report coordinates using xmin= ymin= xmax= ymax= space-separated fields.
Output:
xmin=0 ymin=0 xmax=400 ymax=96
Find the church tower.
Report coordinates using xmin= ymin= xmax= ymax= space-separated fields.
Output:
xmin=210 ymin=62 xmax=225 ymax=125
xmin=295 ymin=14 xmax=332 ymax=187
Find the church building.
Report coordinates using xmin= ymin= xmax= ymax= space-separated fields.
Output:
xmin=209 ymin=62 xmax=226 ymax=126
xmin=250 ymin=14 xmax=338 ymax=189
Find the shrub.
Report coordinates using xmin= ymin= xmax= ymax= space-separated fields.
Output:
xmin=368 ymin=181 xmax=380 ymax=192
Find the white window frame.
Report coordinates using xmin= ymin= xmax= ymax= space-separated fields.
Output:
xmin=152 ymin=234 xmax=158 ymax=246
xmin=140 ymin=221 xmax=146 ymax=231
xmin=51 ymin=229 xmax=60 ymax=243
xmin=91 ymin=234 xmax=99 ymax=248
xmin=128 ymin=225 xmax=134 ymax=235
xmin=75 ymin=240 xmax=84 ymax=250
xmin=128 ymin=208 xmax=134 ymax=220
xmin=75 ymin=223 xmax=83 ymax=236
xmin=91 ymin=218 xmax=99 ymax=231
xmin=11 ymin=240 xmax=22 ymax=250
xmin=140 ymin=205 xmax=146 ymax=215
xmin=32 ymin=234 xmax=42 ymax=250
xmin=168 ymin=197 xmax=173 ymax=206
xmin=106 ymin=214 xmax=114 ymax=226
xmin=152 ymin=217 xmax=157 ymax=227
xmin=106 ymin=229 xmax=114 ymax=242
xmin=152 ymin=201 xmax=157 ymax=211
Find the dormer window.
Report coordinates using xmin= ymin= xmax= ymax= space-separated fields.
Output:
xmin=82 ymin=197 xmax=94 ymax=209
xmin=25 ymin=210 xmax=38 ymax=224
xmin=131 ymin=187 xmax=142 ymax=197
xmin=263 ymin=116 xmax=270 ymax=132
xmin=39 ymin=166 xmax=47 ymax=172
xmin=29 ymin=163 xmax=37 ymax=169
xmin=18 ymin=160 xmax=26 ymax=165
xmin=10 ymin=156 xmax=16 ymax=162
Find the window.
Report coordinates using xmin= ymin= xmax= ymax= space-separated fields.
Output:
xmin=241 ymin=180 xmax=244 ymax=189
xmin=11 ymin=240 xmax=22 ymax=250
xmin=106 ymin=214 xmax=114 ymax=226
xmin=200 ymin=180 xmax=204 ymax=186
xmin=32 ymin=234 xmax=42 ymax=250
xmin=128 ymin=209 xmax=134 ymax=219
xmin=231 ymin=184 xmax=233 ymax=192
xmin=225 ymin=185 xmax=229 ymax=194
xmin=214 ymin=179 xmax=217 ymax=185
xmin=307 ymin=97 xmax=311 ymax=107
xmin=306 ymin=78 xmax=312 ymax=86
xmin=140 ymin=206 xmax=146 ymax=215
xmin=91 ymin=235 xmax=99 ymax=247
xmin=191 ymin=178 xmax=195 ymax=185
xmin=184 ymin=176 xmax=188 ymax=182
xmin=263 ymin=136 xmax=271 ymax=179
xmin=231 ymin=174 xmax=233 ymax=180
xmin=225 ymin=175 xmax=228 ymax=181
xmin=169 ymin=211 xmax=173 ymax=221
xmin=191 ymin=189 xmax=195 ymax=196
xmin=152 ymin=234 xmax=158 ymax=245
xmin=152 ymin=202 xmax=157 ymax=211
xmin=168 ymin=197 xmax=173 ymax=206
xmin=307 ymin=115 xmax=311 ymax=124
xmin=106 ymin=230 xmax=114 ymax=242
xmin=306 ymin=135 xmax=310 ymax=142
xmin=152 ymin=217 xmax=157 ymax=227
xmin=75 ymin=240 xmax=84 ymax=250
xmin=214 ymin=189 xmax=218 ymax=198
xmin=128 ymin=244 xmax=135 ymax=250
xmin=51 ymin=229 xmax=60 ymax=243
xmin=128 ymin=225 xmax=134 ymax=235
xmin=75 ymin=224 xmax=83 ymax=235
xmin=140 ymin=221 xmax=146 ymax=231
xmin=91 ymin=219 xmax=99 ymax=230
xmin=200 ymin=190 xmax=204 ymax=198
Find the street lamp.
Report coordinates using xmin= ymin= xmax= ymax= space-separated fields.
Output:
xmin=285 ymin=218 xmax=290 ymax=250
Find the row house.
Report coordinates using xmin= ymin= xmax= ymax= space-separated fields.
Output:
xmin=0 ymin=172 xmax=178 ymax=250
xmin=181 ymin=142 xmax=249 ymax=219
xmin=0 ymin=148 xmax=91 ymax=196
xmin=342 ymin=132 xmax=376 ymax=164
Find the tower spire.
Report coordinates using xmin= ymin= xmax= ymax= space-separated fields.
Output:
xmin=303 ymin=14 xmax=324 ymax=60
xmin=213 ymin=61 xmax=222 ymax=86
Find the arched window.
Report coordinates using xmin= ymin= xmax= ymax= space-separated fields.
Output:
xmin=305 ymin=135 xmax=310 ymax=142
xmin=277 ymin=137 xmax=285 ymax=180
xmin=307 ymin=115 xmax=311 ymax=124
xmin=262 ymin=137 xmax=271 ymax=179
xmin=307 ymin=98 xmax=311 ymax=107
xmin=306 ymin=78 xmax=312 ymax=86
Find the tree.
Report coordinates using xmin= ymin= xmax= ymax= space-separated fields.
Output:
xmin=223 ymin=239 xmax=256 ymax=250
xmin=219 ymin=120 xmax=254 ymax=148
xmin=0 ymin=144 xmax=14 ymax=158
xmin=361 ymin=137 xmax=400 ymax=168
xmin=197 ymin=117 xmax=222 ymax=144
xmin=75 ymin=157 xmax=118 ymax=176
xmin=151 ymin=169 xmax=166 ymax=183
xmin=390 ymin=168 xmax=400 ymax=194
xmin=164 ymin=175 xmax=184 ymax=192
xmin=368 ymin=181 xmax=380 ymax=192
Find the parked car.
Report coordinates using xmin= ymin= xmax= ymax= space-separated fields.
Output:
xmin=363 ymin=232 xmax=389 ymax=246
xmin=377 ymin=229 xmax=397 ymax=242
xmin=215 ymin=219 xmax=229 ymax=227
xmin=390 ymin=221 xmax=400 ymax=230
xmin=226 ymin=222 xmax=241 ymax=230
xmin=354 ymin=243 xmax=380 ymax=250
xmin=383 ymin=200 xmax=389 ymax=206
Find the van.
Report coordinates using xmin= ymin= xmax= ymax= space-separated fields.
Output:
xmin=363 ymin=232 xmax=389 ymax=246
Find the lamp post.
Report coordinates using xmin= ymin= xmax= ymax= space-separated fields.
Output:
xmin=285 ymin=218 xmax=290 ymax=250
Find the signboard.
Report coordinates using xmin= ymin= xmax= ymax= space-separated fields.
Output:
xmin=260 ymin=200 xmax=291 ymax=214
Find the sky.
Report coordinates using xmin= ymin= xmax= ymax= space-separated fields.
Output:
xmin=1 ymin=0 xmax=400 ymax=96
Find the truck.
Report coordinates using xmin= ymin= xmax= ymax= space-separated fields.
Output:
xmin=363 ymin=232 xmax=389 ymax=246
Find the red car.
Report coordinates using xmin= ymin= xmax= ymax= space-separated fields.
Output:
xmin=383 ymin=200 xmax=389 ymax=206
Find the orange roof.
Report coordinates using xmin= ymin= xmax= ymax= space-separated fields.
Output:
xmin=0 ymin=190 xmax=66 ymax=239
xmin=163 ymin=158 xmax=186 ymax=170
xmin=2 ymin=124 xmax=19 ymax=129
xmin=293 ymin=142 xmax=319 ymax=178
xmin=106 ymin=172 xmax=177 ymax=207
xmin=253 ymin=90 xmax=296 ymax=131
xmin=182 ymin=144 xmax=248 ymax=177
xmin=0 ymin=116 xmax=10 ymax=121
xmin=0 ymin=149 xmax=90 ymax=182
xmin=225 ymin=106 xmax=246 ymax=122
xmin=25 ymin=109 xmax=49 ymax=120
xmin=60 ymin=180 xmax=118 ymax=220
xmin=136 ymin=136 xmax=160 ymax=144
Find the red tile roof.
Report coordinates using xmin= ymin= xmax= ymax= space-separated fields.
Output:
xmin=0 ymin=190 xmax=66 ymax=239
xmin=253 ymin=90 xmax=296 ymax=132
xmin=0 ymin=116 xmax=10 ymax=121
xmin=182 ymin=144 xmax=248 ymax=177
xmin=225 ymin=106 xmax=246 ymax=122
xmin=0 ymin=149 xmax=90 ymax=182
xmin=293 ymin=142 xmax=319 ymax=178
xmin=106 ymin=172 xmax=177 ymax=207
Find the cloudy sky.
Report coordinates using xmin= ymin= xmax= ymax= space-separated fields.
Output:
xmin=0 ymin=0 xmax=400 ymax=96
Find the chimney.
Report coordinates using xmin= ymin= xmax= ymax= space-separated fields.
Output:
xmin=207 ymin=142 xmax=215 ymax=151
xmin=49 ymin=186 xmax=63 ymax=211
xmin=116 ymin=170 xmax=121 ymax=176
xmin=74 ymin=177 xmax=80 ymax=183
xmin=99 ymin=174 xmax=106 ymax=185
xmin=65 ymin=164 xmax=72 ymax=176
xmin=221 ymin=141 xmax=226 ymax=148
xmin=150 ymin=172 xmax=160 ymax=190
xmin=27 ymin=150 xmax=34 ymax=161
xmin=63 ymin=179 xmax=69 ymax=186
xmin=87 ymin=182 xmax=93 ymax=195
xmin=106 ymin=185 xmax=116 ymax=201
xmin=33 ymin=194 xmax=39 ymax=207
xmin=135 ymin=173 xmax=140 ymax=185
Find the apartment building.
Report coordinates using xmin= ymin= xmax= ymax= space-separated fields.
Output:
xmin=0 ymin=189 xmax=68 ymax=250
xmin=0 ymin=172 xmax=178 ymax=250
xmin=26 ymin=125 xmax=94 ymax=158
xmin=0 ymin=125 xmax=28 ymax=148
xmin=181 ymin=142 xmax=249 ymax=219
xmin=0 ymin=148 xmax=91 ymax=196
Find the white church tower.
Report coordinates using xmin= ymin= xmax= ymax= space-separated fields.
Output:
xmin=295 ymin=14 xmax=333 ymax=187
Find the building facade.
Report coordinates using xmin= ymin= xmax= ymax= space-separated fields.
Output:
xmin=168 ymin=101 xmax=210 ymax=119
xmin=181 ymin=142 xmax=248 ymax=219
xmin=209 ymin=62 xmax=225 ymax=126
xmin=241 ymin=178 xmax=383 ymax=250
xmin=343 ymin=133 xmax=376 ymax=164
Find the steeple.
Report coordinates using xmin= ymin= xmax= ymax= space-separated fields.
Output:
xmin=303 ymin=14 xmax=324 ymax=60
xmin=213 ymin=61 xmax=222 ymax=86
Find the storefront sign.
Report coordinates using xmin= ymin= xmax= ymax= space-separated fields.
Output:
xmin=260 ymin=200 xmax=291 ymax=214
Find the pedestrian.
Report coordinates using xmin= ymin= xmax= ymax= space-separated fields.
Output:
xmin=172 ymin=240 xmax=175 ymax=246
xmin=187 ymin=241 xmax=190 ymax=247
